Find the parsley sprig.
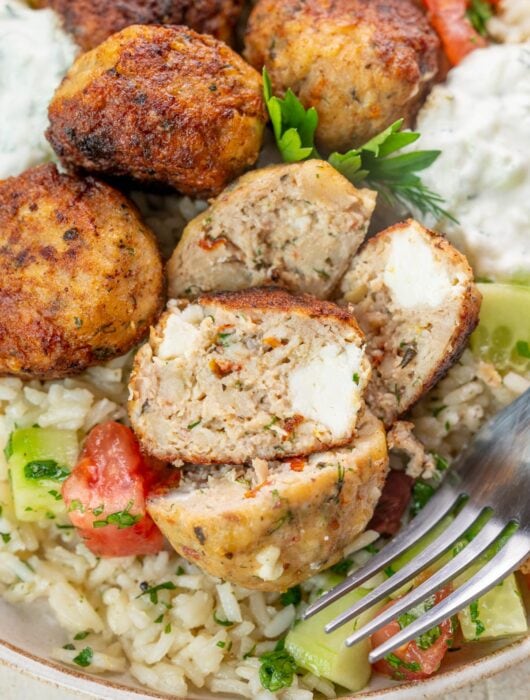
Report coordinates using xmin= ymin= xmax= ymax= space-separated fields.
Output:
xmin=263 ymin=68 xmax=455 ymax=222
xmin=466 ymin=0 xmax=494 ymax=37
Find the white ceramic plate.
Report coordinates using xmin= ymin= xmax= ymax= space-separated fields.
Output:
xmin=1 ymin=596 xmax=529 ymax=699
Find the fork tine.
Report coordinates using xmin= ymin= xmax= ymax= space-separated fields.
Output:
xmin=303 ymin=485 xmax=459 ymax=620
xmin=343 ymin=518 xmax=504 ymax=647
xmin=324 ymin=504 xmax=486 ymax=633
xmin=368 ymin=529 xmax=530 ymax=663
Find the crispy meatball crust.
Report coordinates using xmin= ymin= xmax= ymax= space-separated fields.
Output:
xmin=0 ymin=164 xmax=164 ymax=379
xmin=245 ymin=0 xmax=440 ymax=151
xmin=47 ymin=25 xmax=267 ymax=198
xmin=35 ymin=0 xmax=244 ymax=50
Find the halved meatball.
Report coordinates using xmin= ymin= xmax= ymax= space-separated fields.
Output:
xmin=47 ymin=25 xmax=266 ymax=198
xmin=0 ymin=164 xmax=164 ymax=379
xmin=245 ymin=0 xmax=440 ymax=152
xmin=167 ymin=160 xmax=377 ymax=300
xmin=35 ymin=0 xmax=244 ymax=51
xmin=129 ymin=287 xmax=371 ymax=463
xmin=340 ymin=219 xmax=481 ymax=425
xmin=147 ymin=409 xmax=388 ymax=590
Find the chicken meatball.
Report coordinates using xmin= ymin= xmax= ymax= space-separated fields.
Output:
xmin=245 ymin=0 xmax=440 ymax=152
xmin=129 ymin=288 xmax=371 ymax=464
xmin=47 ymin=25 xmax=266 ymax=198
xmin=35 ymin=0 xmax=244 ymax=51
xmin=147 ymin=409 xmax=388 ymax=591
xmin=167 ymin=160 xmax=377 ymax=300
xmin=340 ymin=219 xmax=481 ymax=425
xmin=0 ymin=164 xmax=164 ymax=379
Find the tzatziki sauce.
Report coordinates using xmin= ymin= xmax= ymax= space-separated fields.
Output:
xmin=0 ymin=0 xmax=77 ymax=179
xmin=413 ymin=42 xmax=530 ymax=282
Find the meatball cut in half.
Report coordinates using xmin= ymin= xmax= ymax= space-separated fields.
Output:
xmin=0 ymin=164 xmax=164 ymax=379
xmin=340 ymin=219 xmax=481 ymax=426
xmin=167 ymin=160 xmax=377 ymax=300
xmin=47 ymin=25 xmax=266 ymax=198
xmin=35 ymin=0 xmax=244 ymax=51
xmin=245 ymin=0 xmax=440 ymax=152
xmin=147 ymin=409 xmax=388 ymax=590
xmin=129 ymin=288 xmax=371 ymax=464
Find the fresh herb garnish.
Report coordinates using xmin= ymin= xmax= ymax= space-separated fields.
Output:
xmin=136 ymin=581 xmax=177 ymax=604
xmin=280 ymin=585 xmax=302 ymax=606
xmin=410 ymin=480 xmax=435 ymax=517
xmin=352 ymin=372 xmax=360 ymax=385
xmin=263 ymin=69 xmax=453 ymax=221
xmin=73 ymin=646 xmax=93 ymax=668
xmin=386 ymin=652 xmax=421 ymax=673
xmin=74 ymin=631 xmax=89 ymax=641
xmin=24 ymin=460 xmax=69 ymax=482
xmin=469 ymin=600 xmax=485 ymax=638
xmin=68 ymin=499 xmax=84 ymax=513
xmin=93 ymin=500 xmax=141 ymax=529
xmin=466 ymin=0 xmax=494 ymax=37
xmin=187 ymin=419 xmax=201 ymax=430
xmin=63 ymin=643 xmax=76 ymax=651
xmin=259 ymin=647 xmax=297 ymax=692
xmin=417 ymin=625 xmax=442 ymax=650
xmin=48 ymin=489 xmax=63 ymax=501
xmin=213 ymin=611 xmax=235 ymax=627
xmin=0 ymin=532 xmax=11 ymax=544
xmin=516 ymin=340 xmax=530 ymax=359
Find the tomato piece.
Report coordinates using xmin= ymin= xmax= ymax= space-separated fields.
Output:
xmin=62 ymin=422 xmax=167 ymax=557
xmin=371 ymin=585 xmax=455 ymax=680
xmin=422 ymin=0 xmax=487 ymax=66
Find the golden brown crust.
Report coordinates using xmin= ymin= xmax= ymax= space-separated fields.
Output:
xmin=199 ymin=286 xmax=364 ymax=334
xmin=35 ymin=0 xmax=244 ymax=50
xmin=245 ymin=0 xmax=440 ymax=150
xmin=0 ymin=164 xmax=164 ymax=379
xmin=46 ymin=25 xmax=267 ymax=198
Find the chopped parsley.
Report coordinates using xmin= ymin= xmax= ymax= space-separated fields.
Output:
xmin=215 ymin=330 xmax=235 ymax=347
xmin=410 ymin=480 xmax=435 ymax=517
xmin=259 ymin=648 xmax=297 ymax=692
xmin=516 ymin=340 xmax=530 ymax=359
xmin=68 ymin=499 xmax=85 ymax=513
xmin=213 ymin=611 xmax=235 ymax=627
xmin=24 ymin=460 xmax=69 ymax=482
xmin=330 ymin=558 xmax=353 ymax=576
xmin=73 ymin=646 xmax=93 ymax=668
xmin=352 ymin=372 xmax=360 ymax=384
xmin=48 ymin=489 xmax=63 ymax=501
xmin=3 ymin=433 xmax=13 ymax=461
xmin=74 ymin=631 xmax=90 ymax=641
xmin=136 ymin=581 xmax=177 ymax=604
xmin=280 ymin=585 xmax=302 ymax=607
xmin=93 ymin=500 xmax=141 ymax=529
xmin=0 ymin=532 xmax=11 ymax=544
xmin=469 ymin=600 xmax=485 ymax=638
xmin=417 ymin=625 xmax=442 ymax=650
xmin=187 ymin=419 xmax=201 ymax=430
xmin=385 ymin=652 xmax=421 ymax=673
xmin=466 ymin=0 xmax=494 ymax=36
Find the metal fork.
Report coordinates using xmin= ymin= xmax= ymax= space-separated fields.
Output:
xmin=303 ymin=388 xmax=530 ymax=663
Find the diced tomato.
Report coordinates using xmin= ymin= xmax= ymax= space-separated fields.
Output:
xmin=62 ymin=421 xmax=170 ymax=557
xmin=371 ymin=585 xmax=455 ymax=680
xmin=422 ymin=0 xmax=488 ymax=66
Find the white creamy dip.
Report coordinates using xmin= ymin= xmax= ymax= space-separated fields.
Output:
xmin=413 ymin=43 xmax=530 ymax=282
xmin=0 ymin=0 xmax=77 ymax=179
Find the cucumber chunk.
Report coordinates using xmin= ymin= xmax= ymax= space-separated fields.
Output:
xmin=471 ymin=283 xmax=530 ymax=373
xmin=8 ymin=428 xmax=79 ymax=522
xmin=285 ymin=587 xmax=384 ymax=691
xmin=456 ymin=569 xmax=528 ymax=642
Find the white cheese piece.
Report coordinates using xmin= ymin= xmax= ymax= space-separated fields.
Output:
xmin=288 ymin=343 xmax=364 ymax=438
xmin=0 ymin=0 xmax=77 ymax=179
xmin=383 ymin=224 xmax=462 ymax=308
xmin=158 ymin=312 xmax=200 ymax=360
xmin=255 ymin=545 xmax=284 ymax=581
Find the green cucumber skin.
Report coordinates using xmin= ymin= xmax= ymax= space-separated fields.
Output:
xmin=8 ymin=428 xmax=78 ymax=522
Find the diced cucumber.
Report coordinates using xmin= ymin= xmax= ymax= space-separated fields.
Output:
xmin=455 ymin=568 xmax=528 ymax=642
xmin=8 ymin=428 xmax=79 ymax=522
xmin=285 ymin=587 xmax=384 ymax=691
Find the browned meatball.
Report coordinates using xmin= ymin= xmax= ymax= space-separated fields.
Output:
xmin=244 ymin=0 xmax=440 ymax=152
xmin=0 ymin=164 xmax=164 ymax=379
xmin=34 ymin=0 xmax=244 ymax=50
xmin=47 ymin=25 xmax=267 ymax=198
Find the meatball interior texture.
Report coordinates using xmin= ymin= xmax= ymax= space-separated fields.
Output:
xmin=340 ymin=219 xmax=481 ymax=426
xmin=35 ymin=0 xmax=244 ymax=51
xmin=167 ymin=160 xmax=377 ymax=300
xmin=147 ymin=409 xmax=388 ymax=591
xmin=0 ymin=164 xmax=164 ymax=379
xmin=47 ymin=24 xmax=267 ymax=198
xmin=245 ymin=0 xmax=440 ymax=152
xmin=129 ymin=287 xmax=371 ymax=464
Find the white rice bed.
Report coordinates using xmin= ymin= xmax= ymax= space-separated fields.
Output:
xmin=0 ymin=350 xmax=527 ymax=699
